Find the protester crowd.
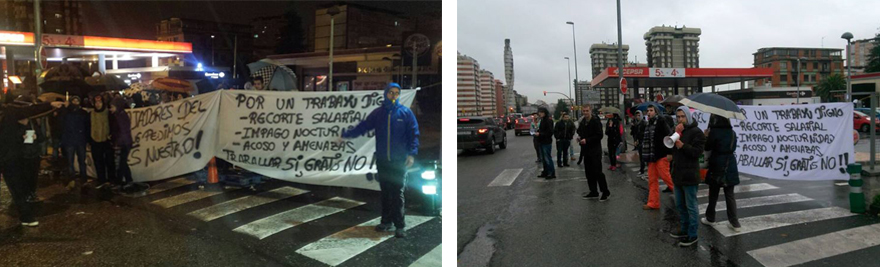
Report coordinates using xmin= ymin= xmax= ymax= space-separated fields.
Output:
xmin=527 ymin=103 xmax=742 ymax=247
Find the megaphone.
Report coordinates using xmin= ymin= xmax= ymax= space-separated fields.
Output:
xmin=664 ymin=132 xmax=681 ymax=148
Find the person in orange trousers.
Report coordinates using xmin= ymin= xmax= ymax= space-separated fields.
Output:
xmin=641 ymin=105 xmax=674 ymax=210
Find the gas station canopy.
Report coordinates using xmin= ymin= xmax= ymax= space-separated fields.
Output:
xmin=591 ymin=67 xmax=774 ymax=88
xmin=0 ymin=30 xmax=192 ymax=62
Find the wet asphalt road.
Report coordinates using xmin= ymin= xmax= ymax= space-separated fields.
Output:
xmin=458 ymin=128 xmax=880 ymax=267
xmin=1 ymin=168 xmax=442 ymax=267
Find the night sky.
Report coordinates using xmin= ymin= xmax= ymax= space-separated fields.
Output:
xmin=80 ymin=1 xmax=442 ymax=40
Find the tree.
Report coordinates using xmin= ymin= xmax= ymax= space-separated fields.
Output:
xmin=275 ymin=10 xmax=307 ymax=54
xmin=554 ymin=99 xmax=570 ymax=121
xmin=866 ymin=32 xmax=880 ymax=73
xmin=817 ymin=73 xmax=846 ymax=102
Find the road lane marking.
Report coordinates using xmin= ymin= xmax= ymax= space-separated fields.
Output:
xmin=151 ymin=189 xmax=229 ymax=208
xmin=712 ymin=207 xmax=857 ymax=237
xmin=233 ymin=197 xmax=365 ymax=240
xmin=187 ymin=186 xmax=309 ymax=221
xmin=532 ymin=177 xmax=587 ymax=183
xmin=296 ymin=215 xmax=434 ymax=266
xmin=139 ymin=177 xmax=195 ymax=197
xmin=408 ymin=244 xmax=442 ymax=267
xmin=697 ymin=183 xmax=777 ymax=198
xmin=747 ymin=223 xmax=880 ymax=267
xmin=699 ymin=193 xmax=813 ymax=215
xmin=488 ymin=169 xmax=523 ymax=187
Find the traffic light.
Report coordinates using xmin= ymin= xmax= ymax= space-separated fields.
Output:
xmin=543 ymin=91 xmax=547 ymax=96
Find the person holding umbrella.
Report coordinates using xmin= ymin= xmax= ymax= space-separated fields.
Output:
xmin=701 ymin=114 xmax=742 ymax=233
xmin=60 ymin=96 xmax=90 ymax=186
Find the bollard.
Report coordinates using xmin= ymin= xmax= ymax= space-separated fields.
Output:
xmin=848 ymin=163 xmax=865 ymax=213
xmin=207 ymin=157 xmax=219 ymax=184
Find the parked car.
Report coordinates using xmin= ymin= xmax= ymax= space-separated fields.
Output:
xmin=458 ymin=117 xmax=507 ymax=154
xmin=854 ymin=111 xmax=880 ymax=132
xmin=855 ymin=108 xmax=880 ymax=117
xmin=514 ymin=117 xmax=533 ymax=136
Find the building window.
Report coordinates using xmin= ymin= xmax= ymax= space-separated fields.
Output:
xmin=55 ymin=29 xmax=62 ymax=33
xmin=55 ymin=13 xmax=62 ymax=18
xmin=813 ymin=62 xmax=818 ymax=69
xmin=780 ymin=62 xmax=787 ymax=69
xmin=780 ymin=75 xmax=788 ymax=82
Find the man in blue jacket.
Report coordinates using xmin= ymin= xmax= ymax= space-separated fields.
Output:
xmin=341 ymin=83 xmax=419 ymax=238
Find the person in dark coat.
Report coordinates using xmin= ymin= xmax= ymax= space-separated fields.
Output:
xmin=110 ymin=97 xmax=133 ymax=186
xmin=631 ymin=110 xmax=647 ymax=175
xmin=668 ymin=105 xmax=706 ymax=247
xmin=606 ymin=113 xmax=622 ymax=170
xmin=554 ymin=113 xmax=575 ymax=168
xmin=535 ymin=107 xmax=555 ymax=179
xmin=701 ymin=114 xmax=741 ymax=232
xmin=61 ymin=96 xmax=90 ymax=182
xmin=577 ymin=104 xmax=610 ymax=201
xmin=0 ymin=99 xmax=61 ymax=226
xmin=642 ymin=105 xmax=675 ymax=210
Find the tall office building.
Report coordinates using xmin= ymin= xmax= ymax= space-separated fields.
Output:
xmin=495 ymin=79 xmax=506 ymax=116
xmin=504 ymin=39 xmax=515 ymax=112
xmin=479 ymin=70 xmax=497 ymax=117
xmin=644 ymin=25 xmax=701 ymax=68
xmin=0 ymin=0 xmax=83 ymax=35
xmin=753 ymin=47 xmax=844 ymax=87
xmin=589 ymin=43 xmax=629 ymax=78
xmin=457 ymin=52 xmax=482 ymax=116
xmin=851 ymin=38 xmax=877 ymax=74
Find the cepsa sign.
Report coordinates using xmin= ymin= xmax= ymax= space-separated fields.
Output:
xmin=611 ymin=67 xmax=649 ymax=77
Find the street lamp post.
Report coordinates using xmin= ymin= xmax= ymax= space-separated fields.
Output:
xmin=615 ymin=0 xmax=627 ymax=151
xmin=328 ymin=6 xmax=341 ymax=91
xmin=210 ymin=35 xmax=215 ymax=67
xmin=796 ymin=57 xmax=806 ymax=104
xmin=842 ymin=32 xmax=854 ymax=103
xmin=566 ymin=21 xmax=579 ymax=118
xmin=565 ymin=57 xmax=572 ymax=108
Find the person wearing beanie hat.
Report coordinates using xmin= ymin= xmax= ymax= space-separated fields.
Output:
xmin=668 ymin=105 xmax=706 ymax=247
xmin=89 ymin=94 xmax=116 ymax=188
xmin=341 ymin=82 xmax=419 ymax=238
xmin=60 ymin=95 xmax=90 ymax=185
xmin=110 ymin=97 xmax=133 ymax=186
xmin=535 ymin=107 xmax=555 ymax=179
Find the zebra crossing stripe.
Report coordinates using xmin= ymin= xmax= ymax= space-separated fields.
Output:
xmin=296 ymin=215 xmax=434 ymax=266
xmin=488 ymin=169 xmax=523 ymax=187
xmin=232 ymin=197 xmax=365 ymax=240
xmin=712 ymin=207 xmax=857 ymax=237
xmin=747 ymin=223 xmax=880 ymax=267
xmin=699 ymin=193 xmax=813 ymax=215
xmin=138 ymin=177 xmax=195 ymax=197
xmin=408 ymin=244 xmax=442 ymax=267
xmin=187 ymin=186 xmax=309 ymax=221
xmin=697 ymin=183 xmax=777 ymax=198
xmin=151 ymin=189 xmax=229 ymax=208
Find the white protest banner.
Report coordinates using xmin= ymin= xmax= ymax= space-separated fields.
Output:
xmin=127 ymin=91 xmax=221 ymax=181
xmin=690 ymin=103 xmax=853 ymax=180
xmin=216 ymin=90 xmax=417 ymax=191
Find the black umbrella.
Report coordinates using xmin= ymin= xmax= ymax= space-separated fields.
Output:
xmin=661 ymin=95 xmax=685 ymax=107
xmin=38 ymin=79 xmax=94 ymax=99
xmin=680 ymin=93 xmax=746 ymax=120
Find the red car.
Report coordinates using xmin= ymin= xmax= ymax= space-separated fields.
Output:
xmin=854 ymin=111 xmax=880 ymax=132
xmin=514 ymin=117 xmax=533 ymax=136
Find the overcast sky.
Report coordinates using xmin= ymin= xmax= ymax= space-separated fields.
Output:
xmin=458 ymin=0 xmax=880 ymax=103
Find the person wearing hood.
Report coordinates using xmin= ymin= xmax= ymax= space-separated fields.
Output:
xmin=60 ymin=95 xmax=90 ymax=183
xmin=0 ymin=98 xmax=62 ymax=226
xmin=341 ymin=83 xmax=419 ymax=238
xmin=701 ymin=114 xmax=741 ymax=233
xmin=631 ymin=110 xmax=647 ymax=176
xmin=89 ymin=94 xmax=116 ymax=188
xmin=535 ymin=107 xmax=555 ymax=179
xmin=668 ymin=105 xmax=706 ymax=247
xmin=606 ymin=113 xmax=623 ymax=171
xmin=110 ymin=97 xmax=133 ymax=186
